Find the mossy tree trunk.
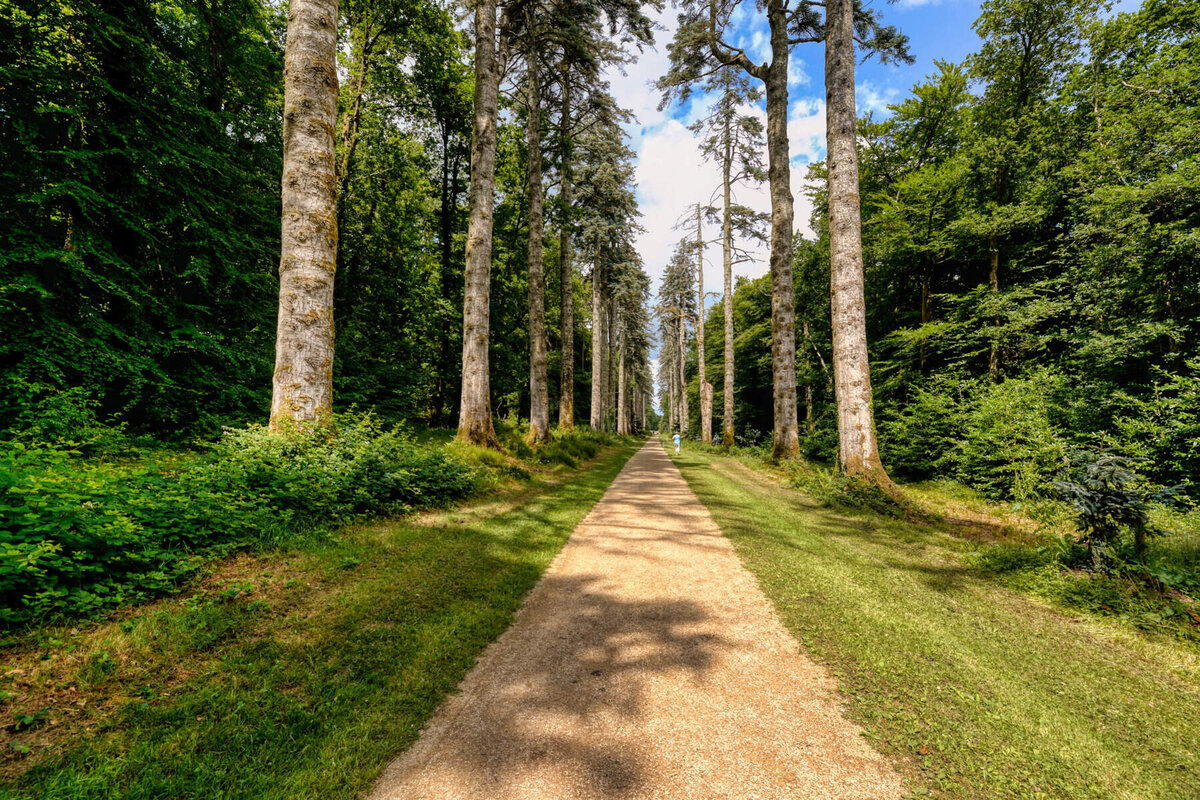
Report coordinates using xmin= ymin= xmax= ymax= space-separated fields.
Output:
xmin=270 ymin=0 xmax=339 ymax=432
xmin=525 ymin=42 xmax=550 ymax=444
xmin=457 ymin=0 xmax=505 ymax=448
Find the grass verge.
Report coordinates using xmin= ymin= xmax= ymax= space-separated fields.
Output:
xmin=671 ymin=447 xmax=1200 ymax=800
xmin=0 ymin=443 xmax=636 ymax=799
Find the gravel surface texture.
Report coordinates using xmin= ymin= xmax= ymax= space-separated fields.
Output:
xmin=370 ymin=439 xmax=904 ymax=799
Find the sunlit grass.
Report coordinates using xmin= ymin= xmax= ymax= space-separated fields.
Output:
xmin=0 ymin=445 xmax=636 ymax=799
xmin=673 ymin=448 xmax=1200 ymax=800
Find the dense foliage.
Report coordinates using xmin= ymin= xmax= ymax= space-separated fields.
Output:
xmin=0 ymin=0 xmax=632 ymax=437
xmin=0 ymin=413 xmax=476 ymax=625
xmin=685 ymin=0 xmax=1199 ymax=505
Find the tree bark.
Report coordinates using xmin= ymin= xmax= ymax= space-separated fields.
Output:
xmin=457 ymin=0 xmax=504 ymax=447
xmin=617 ymin=330 xmax=630 ymax=434
xmin=270 ymin=0 xmax=339 ymax=432
xmin=665 ymin=361 xmax=675 ymax=433
xmin=696 ymin=204 xmax=712 ymax=444
xmin=721 ymin=118 xmax=736 ymax=448
xmin=988 ymin=234 xmax=1000 ymax=382
xmin=557 ymin=76 xmax=575 ymax=430
xmin=764 ymin=2 xmax=799 ymax=459
xmin=606 ymin=294 xmax=618 ymax=430
xmin=525 ymin=47 xmax=550 ymax=444
xmin=826 ymin=0 xmax=889 ymax=482
xmin=589 ymin=264 xmax=605 ymax=429
xmin=677 ymin=314 xmax=689 ymax=435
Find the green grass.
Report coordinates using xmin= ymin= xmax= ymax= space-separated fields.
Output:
xmin=670 ymin=447 xmax=1200 ymax=800
xmin=0 ymin=444 xmax=636 ymax=799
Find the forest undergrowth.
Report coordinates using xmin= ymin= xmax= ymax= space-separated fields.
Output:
xmin=673 ymin=436 xmax=1200 ymax=643
xmin=0 ymin=422 xmax=636 ymax=797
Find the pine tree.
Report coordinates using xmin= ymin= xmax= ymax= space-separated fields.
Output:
xmin=687 ymin=69 xmax=767 ymax=447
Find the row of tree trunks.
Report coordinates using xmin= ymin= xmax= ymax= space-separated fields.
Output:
xmin=616 ymin=331 xmax=630 ymax=434
xmin=676 ymin=314 xmax=689 ymax=435
xmin=589 ymin=264 xmax=606 ymax=430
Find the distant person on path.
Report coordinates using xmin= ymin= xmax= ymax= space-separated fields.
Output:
xmin=673 ymin=433 xmax=681 ymax=455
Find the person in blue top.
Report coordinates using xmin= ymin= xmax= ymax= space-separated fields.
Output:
xmin=672 ymin=432 xmax=681 ymax=454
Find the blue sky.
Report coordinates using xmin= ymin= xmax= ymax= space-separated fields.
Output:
xmin=609 ymin=0 xmax=1141 ymax=297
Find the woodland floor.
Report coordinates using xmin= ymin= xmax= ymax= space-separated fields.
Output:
xmin=0 ymin=445 xmax=637 ymax=800
xmin=5 ymin=437 xmax=1198 ymax=799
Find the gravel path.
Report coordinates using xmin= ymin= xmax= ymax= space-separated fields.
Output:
xmin=370 ymin=439 xmax=903 ymax=800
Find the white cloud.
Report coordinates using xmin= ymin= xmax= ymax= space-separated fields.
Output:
xmin=856 ymin=81 xmax=901 ymax=116
xmin=604 ymin=11 xmax=834 ymax=329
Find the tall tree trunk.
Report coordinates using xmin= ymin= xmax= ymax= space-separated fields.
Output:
xmin=665 ymin=360 xmax=675 ymax=433
xmin=988 ymin=235 xmax=1000 ymax=382
xmin=677 ymin=315 xmax=689 ymax=435
xmin=270 ymin=0 xmax=339 ymax=431
xmin=557 ymin=77 xmax=575 ymax=430
xmin=696 ymin=204 xmax=712 ymax=444
xmin=433 ymin=129 xmax=459 ymax=424
xmin=606 ymin=295 xmax=617 ymax=430
xmin=721 ymin=119 xmax=736 ymax=448
xmin=525 ymin=49 xmax=550 ymax=444
xmin=617 ymin=331 xmax=629 ymax=434
xmin=457 ymin=0 xmax=504 ymax=447
xmin=589 ymin=265 xmax=605 ymax=429
xmin=764 ymin=2 xmax=799 ymax=459
xmin=826 ymin=0 xmax=889 ymax=482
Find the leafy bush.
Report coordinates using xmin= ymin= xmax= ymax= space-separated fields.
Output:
xmin=879 ymin=377 xmax=964 ymax=479
xmin=0 ymin=379 xmax=130 ymax=452
xmin=205 ymin=415 xmax=475 ymax=524
xmin=954 ymin=373 xmax=1070 ymax=501
xmin=1106 ymin=362 xmax=1200 ymax=497
xmin=1 ymin=414 xmax=476 ymax=626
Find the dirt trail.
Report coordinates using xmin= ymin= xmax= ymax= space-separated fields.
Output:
xmin=370 ymin=439 xmax=903 ymax=799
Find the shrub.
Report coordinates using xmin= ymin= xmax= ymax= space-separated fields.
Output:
xmin=955 ymin=373 xmax=1070 ymax=501
xmin=205 ymin=414 xmax=476 ymax=524
xmin=1 ymin=414 xmax=476 ymax=626
xmin=0 ymin=379 xmax=129 ymax=452
xmin=878 ymin=377 xmax=964 ymax=479
xmin=1105 ymin=362 xmax=1200 ymax=497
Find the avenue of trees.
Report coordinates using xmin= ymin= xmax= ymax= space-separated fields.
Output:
xmin=1 ymin=0 xmax=655 ymax=445
xmin=662 ymin=0 xmax=1198 ymax=501
xmin=3 ymin=0 xmax=1197 ymax=502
